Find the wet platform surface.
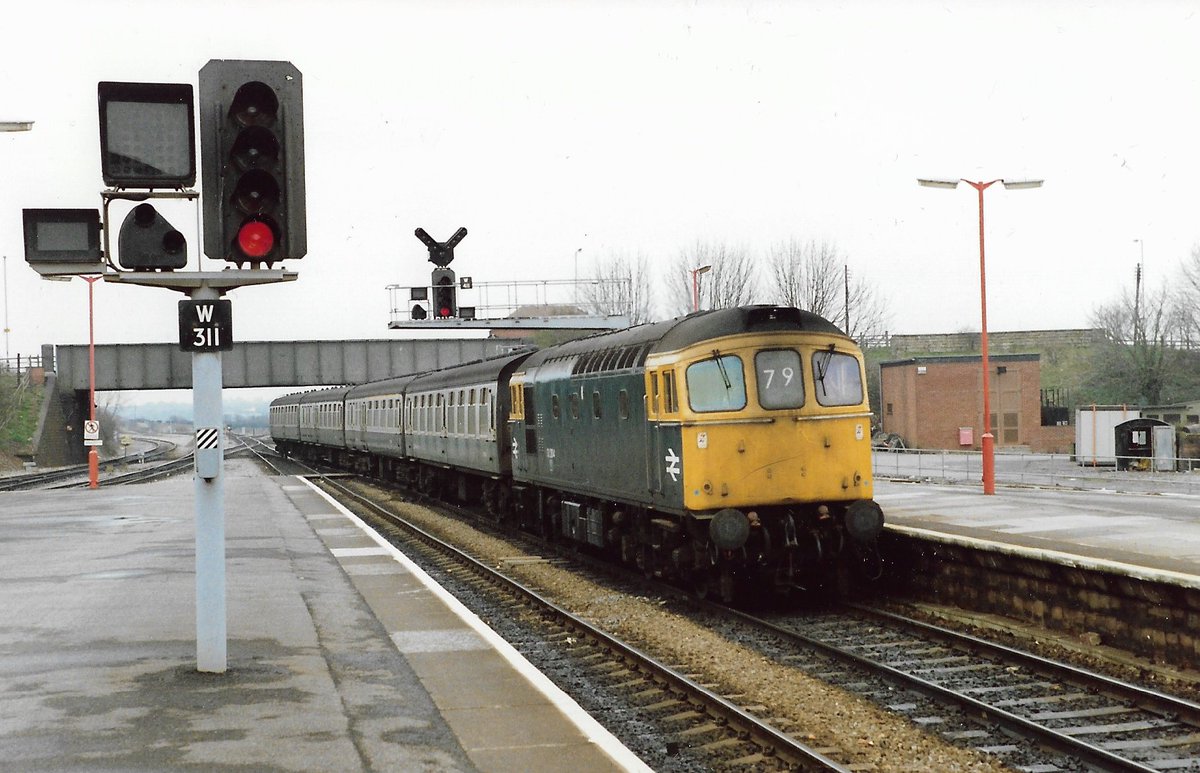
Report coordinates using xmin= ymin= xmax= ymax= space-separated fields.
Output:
xmin=0 ymin=458 xmax=646 ymax=772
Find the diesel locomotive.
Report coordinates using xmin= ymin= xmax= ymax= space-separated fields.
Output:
xmin=270 ymin=306 xmax=884 ymax=602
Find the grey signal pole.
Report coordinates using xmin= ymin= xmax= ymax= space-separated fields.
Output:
xmin=191 ymin=282 xmax=225 ymax=672
xmin=111 ymin=270 xmax=294 ymax=674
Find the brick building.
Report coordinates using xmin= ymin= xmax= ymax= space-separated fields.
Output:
xmin=879 ymin=354 xmax=1073 ymax=453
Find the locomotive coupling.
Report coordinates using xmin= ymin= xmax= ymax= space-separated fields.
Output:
xmin=844 ymin=500 xmax=885 ymax=542
xmin=709 ymin=508 xmax=751 ymax=550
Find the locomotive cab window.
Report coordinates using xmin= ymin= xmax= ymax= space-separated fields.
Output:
xmin=686 ymin=355 xmax=746 ymax=413
xmin=755 ymin=349 xmax=805 ymax=409
xmin=663 ymin=370 xmax=679 ymax=413
xmin=812 ymin=349 xmax=865 ymax=406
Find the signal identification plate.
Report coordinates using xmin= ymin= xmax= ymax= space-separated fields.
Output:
xmin=178 ymin=299 xmax=233 ymax=352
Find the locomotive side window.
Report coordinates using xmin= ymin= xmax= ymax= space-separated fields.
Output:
xmin=755 ymin=349 xmax=805 ymax=409
xmin=551 ymin=394 xmax=561 ymax=419
xmin=592 ymin=390 xmax=602 ymax=419
xmin=618 ymin=389 xmax=630 ymax=420
xmin=686 ymin=355 xmax=746 ymax=413
xmin=569 ymin=393 xmax=580 ymax=420
xmin=812 ymin=350 xmax=865 ymax=406
xmin=648 ymin=372 xmax=660 ymax=417
xmin=663 ymin=370 xmax=679 ymax=413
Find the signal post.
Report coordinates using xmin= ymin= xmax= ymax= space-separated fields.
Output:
xmin=22 ymin=59 xmax=306 ymax=674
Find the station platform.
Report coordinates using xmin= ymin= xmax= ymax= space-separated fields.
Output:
xmin=876 ymin=478 xmax=1200 ymax=587
xmin=0 ymin=458 xmax=648 ymax=772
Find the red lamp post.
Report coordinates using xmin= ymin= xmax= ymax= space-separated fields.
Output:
xmin=917 ymin=177 xmax=1043 ymax=495
xmin=82 ymin=275 xmax=102 ymax=489
xmin=691 ymin=264 xmax=711 ymax=313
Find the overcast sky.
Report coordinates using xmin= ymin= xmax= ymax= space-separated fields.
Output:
xmin=3 ymin=0 xmax=1198 ymax=379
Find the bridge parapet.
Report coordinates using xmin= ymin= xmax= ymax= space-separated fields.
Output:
xmin=52 ymin=338 xmax=528 ymax=392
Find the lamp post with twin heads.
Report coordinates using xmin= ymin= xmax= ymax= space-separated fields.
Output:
xmin=691 ymin=264 xmax=711 ymax=313
xmin=917 ymin=176 xmax=1043 ymax=495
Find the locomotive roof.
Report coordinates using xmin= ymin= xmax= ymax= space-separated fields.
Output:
xmin=654 ymin=306 xmax=847 ymax=351
xmin=408 ymin=351 xmax=533 ymax=390
xmin=346 ymin=372 xmax=423 ymax=399
xmin=518 ymin=305 xmax=847 ymax=371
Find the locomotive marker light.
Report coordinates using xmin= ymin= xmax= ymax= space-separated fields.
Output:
xmin=200 ymin=60 xmax=306 ymax=266
xmin=917 ymin=177 xmax=1044 ymax=495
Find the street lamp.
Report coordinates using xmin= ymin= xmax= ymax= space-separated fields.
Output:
xmin=691 ymin=264 xmax=711 ymax=313
xmin=573 ymin=247 xmax=583 ymax=301
xmin=917 ymin=176 xmax=1044 ymax=495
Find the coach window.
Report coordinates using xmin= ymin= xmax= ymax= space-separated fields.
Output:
xmin=812 ymin=349 xmax=864 ymax=407
xmin=755 ymin=349 xmax=805 ymax=409
xmin=686 ymin=355 xmax=747 ymax=413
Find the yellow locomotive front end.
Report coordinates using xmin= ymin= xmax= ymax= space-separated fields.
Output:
xmin=645 ymin=321 xmax=884 ymax=599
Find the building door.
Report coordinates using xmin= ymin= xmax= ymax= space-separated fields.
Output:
xmin=989 ymin=370 xmax=1022 ymax=447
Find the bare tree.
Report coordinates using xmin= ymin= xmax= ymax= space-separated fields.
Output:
xmin=579 ymin=250 xmax=655 ymax=326
xmin=765 ymin=238 xmax=891 ymax=340
xmin=1174 ymin=242 xmax=1200 ymax=345
xmin=1085 ymin=284 xmax=1187 ymax=405
xmin=667 ymin=240 xmax=758 ymax=316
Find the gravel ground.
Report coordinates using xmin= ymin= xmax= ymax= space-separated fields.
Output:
xmin=355 ymin=485 xmax=1010 ymax=772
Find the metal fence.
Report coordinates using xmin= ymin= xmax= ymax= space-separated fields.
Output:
xmin=872 ymin=447 xmax=1200 ymax=496
xmin=0 ymin=355 xmax=42 ymax=383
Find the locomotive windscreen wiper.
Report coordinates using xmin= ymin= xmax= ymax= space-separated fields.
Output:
xmin=815 ymin=344 xmax=836 ymax=390
xmin=712 ymin=349 xmax=732 ymax=389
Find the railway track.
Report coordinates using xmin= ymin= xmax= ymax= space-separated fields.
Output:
xmin=245 ymin=452 xmax=850 ymax=771
xmin=248 ymin=442 xmax=1200 ymax=770
xmin=0 ymin=437 xmax=178 ymax=490
xmin=723 ymin=603 xmax=1200 ymax=771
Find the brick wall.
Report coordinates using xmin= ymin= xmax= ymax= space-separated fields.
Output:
xmin=887 ymin=328 xmax=1105 ymax=356
xmin=880 ymin=355 xmax=1069 ymax=452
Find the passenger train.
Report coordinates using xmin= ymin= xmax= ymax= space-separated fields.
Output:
xmin=270 ymin=305 xmax=884 ymax=602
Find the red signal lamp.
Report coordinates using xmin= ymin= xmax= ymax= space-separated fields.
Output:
xmin=237 ymin=220 xmax=274 ymax=258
